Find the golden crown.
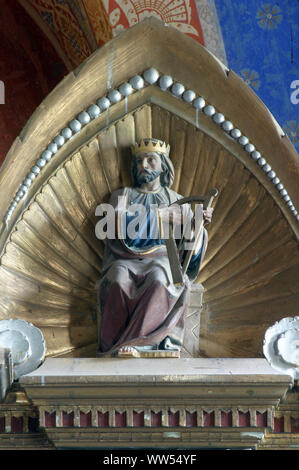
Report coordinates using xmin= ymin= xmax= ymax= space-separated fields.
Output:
xmin=131 ymin=138 xmax=170 ymax=157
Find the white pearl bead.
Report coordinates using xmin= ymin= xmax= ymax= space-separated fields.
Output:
xmin=17 ymin=189 xmax=24 ymax=198
xmin=108 ymin=89 xmax=122 ymax=103
xmin=143 ymin=68 xmax=159 ymax=84
xmin=129 ymin=75 xmax=144 ymax=90
xmin=87 ymin=104 xmax=100 ymax=119
xmin=54 ymin=135 xmax=65 ymax=147
xmin=158 ymin=75 xmax=173 ymax=91
xmin=193 ymin=97 xmax=205 ymax=109
xmin=230 ymin=128 xmax=242 ymax=139
xmin=97 ymin=97 xmax=110 ymax=110
xmin=41 ymin=150 xmax=52 ymax=162
xmin=263 ymin=163 xmax=272 ymax=173
xmin=267 ymin=170 xmax=276 ymax=179
xmin=78 ymin=111 xmax=91 ymax=125
xmin=61 ymin=128 xmax=72 ymax=139
xmin=119 ymin=82 xmax=133 ymax=96
xmin=36 ymin=158 xmax=47 ymax=168
xmin=238 ymin=135 xmax=249 ymax=146
xmin=257 ymin=157 xmax=266 ymax=166
xmin=47 ymin=143 xmax=58 ymax=154
xmin=213 ymin=113 xmax=225 ymax=124
xmin=183 ymin=90 xmax=196 ymax=102
xmin=31 ymin=165 xmax=41 ymax=175
xmin=245 ymin=143 xmax=255 ymax=153
xmin=28 ymin=172 xmax=36 ymax=181
xmin=69 ymin=120 xmax=82 ymax=133
xmin=222 ymin=121 xmax=233 ymax=132
xmin=23 ymin=178 xmax=32 ymax=187
xmin=171 ymin=83 xmax=185 ymax=97
xmin=203 ymin=105 xmax=215 ymax=116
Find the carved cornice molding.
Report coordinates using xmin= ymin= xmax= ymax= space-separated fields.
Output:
xmin=0 ymin=360 xmax=297 ymax=450
xmin=18 ymin=357 xmax=292 ymax=449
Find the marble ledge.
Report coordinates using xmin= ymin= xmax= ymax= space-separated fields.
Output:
xmin=19 ymin=357 xmax=293 ymax=386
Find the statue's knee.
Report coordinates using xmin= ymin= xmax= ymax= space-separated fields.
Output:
xmin=148 ymin=267 xmax=168 ymax=285
xmin=106 ymin=265 xmax=130 ymax=284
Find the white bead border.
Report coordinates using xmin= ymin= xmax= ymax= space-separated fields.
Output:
xmin=4 ymin=67 xmax=298 ymax=228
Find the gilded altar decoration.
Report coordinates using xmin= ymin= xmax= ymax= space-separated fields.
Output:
xmin=0 ymin=18 xmax=298 ymax=361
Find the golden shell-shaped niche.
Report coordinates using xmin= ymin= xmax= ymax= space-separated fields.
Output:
xmin=0 ymin=19 xmax=298 ymax=359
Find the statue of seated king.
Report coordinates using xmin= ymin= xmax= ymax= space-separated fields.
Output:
xmin=96 ymin=138 xmax=213 ymax=358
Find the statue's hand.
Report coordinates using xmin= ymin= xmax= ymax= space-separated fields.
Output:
xmin=193 ymin=204 xmax=213 ymax=225
xmin=203 ymin=206 xmax=213 ymax=224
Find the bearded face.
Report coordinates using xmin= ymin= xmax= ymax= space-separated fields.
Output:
xmin=135 ymin=168 xmax=163 ymax=185
xmin=132 ymin=152 xmax=170 ymax=187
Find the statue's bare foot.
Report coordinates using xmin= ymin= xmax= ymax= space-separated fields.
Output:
xmin=117 ymin=346 xmax=140 ymax=358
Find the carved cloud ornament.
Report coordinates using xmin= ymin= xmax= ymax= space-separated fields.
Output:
xmin=0 ymin=319 xmax=45 ymax=379
xmin=263 ymin=316 xmax=299 ymax=379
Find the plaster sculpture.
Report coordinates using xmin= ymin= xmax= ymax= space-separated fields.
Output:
xmin=96 ymin=138 xmax=213 ymax=358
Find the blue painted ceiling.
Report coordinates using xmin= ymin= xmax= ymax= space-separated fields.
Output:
xmin=214 ymin=0 xmax=299 ymax=153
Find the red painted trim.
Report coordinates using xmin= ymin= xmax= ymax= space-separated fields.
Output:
xmin=274 ymin=416 xmax=284 ymax=433
xmin=168 ymin=411 xmax=180 ymax=427
xmin=80 ymin=411 xmax=91 ymax=427
xmin=151 ymin=411 xmax=162 ymax=427
xmin=133 ymin=411 xmax=144 ymax=427
xmin=256 ymin=411 xmax=267 ymax=427
xmin=115 ymin=411 xmax=126 ymax=427
xmin=98 ymin=411 xmax=109 ymax=427
xmin=62 ymin=411 xmax=74 ymax=427
xmin=221 ymin=411 xmax=232 ymax=427
xmin=186 ymin=411 xmax=197 ymax=427
xmin=203 ymin=411 xmax=215 ymax=427
xmin=238 ymin=411 xmax=250 ymax=427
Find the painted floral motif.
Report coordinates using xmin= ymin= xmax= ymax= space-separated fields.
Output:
xmin=283 ymin=121 xmax=299 ymax=145
xmin=256 ymin=3 xmax=283 ymax=30
xmin=105 ymin=0 xmax=204 ymax=44
xmin=240 ymin=69 xmax=261 ymax=90
xmin=109 ymin=7 xmax=121 ymax=26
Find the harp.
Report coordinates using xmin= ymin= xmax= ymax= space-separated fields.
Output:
xmin=165 ymin=188 xmax=218 ymax=285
